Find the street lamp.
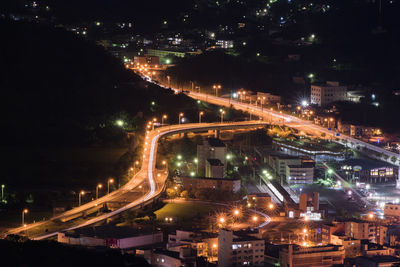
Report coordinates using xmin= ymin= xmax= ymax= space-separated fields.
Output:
xmin=107 ymin=178 xmax=114 ymax=194
xmin=178 ymin=113 xmax=184 ymax=124
xmin=1 ymin=184 xmax=4 ymax=202
xmin=252 ymin=216 xmax=258 ymax=222
xmin=162 ymin=115 xmax=167 ymax=125
xmin=96 ymin=184 xmax=103 ymax=199
xmin=199 ymin=111 xmax=204 ymax=123
xmin=22 ymin=209 xmax=28 ymax=227
xmin=268 ymin=203 xmax=274 ymax=209
xmin=79 ymin=191 xmax=85 ymax=206
xmin=219 ymin=217 xmax=225 ymax=223
xmin=213 ymin=84 xmax=221 ymax=96
xmin=220 ymin=110 xmax=225 ymax=123
xmin=162 ymin=160 xmax=167 ymax=169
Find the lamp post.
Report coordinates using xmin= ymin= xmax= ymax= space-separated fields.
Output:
xmin=96 ymin=184 xmax=102 ymax=199
xmin=107 ymin=178 xmax=114 ymax=194
xmin=22 ymin=209 xmax=28 ymax=226
xmin=199 ymin=111 xmax=204 ymax=123
xmin=178 ymin=113 xmax=184 ymax=124
xmin=79 ymin=191 xmax=85 ymax=206
xmin=213 ymin=84 xmax=221 ymax=96
xmin=162 ymin=115 xmax=167 ymax=125
xmin=1 ymin=184 xmax=4 ymax=202
xmin=220 ymin=110 xmax=225 ymax=123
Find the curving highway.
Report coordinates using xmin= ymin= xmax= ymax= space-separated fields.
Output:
xmin=4 ymin=121 xmax=272 ymax=240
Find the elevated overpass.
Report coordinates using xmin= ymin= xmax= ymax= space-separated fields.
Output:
xmin=4 ymin=121 xmax=271 ymax=240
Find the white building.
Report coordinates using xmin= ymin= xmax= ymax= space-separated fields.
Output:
xmin=57 ymin=226 xmax=163 ymax=249
xmin=218 ymin=229 xmax=265 ymax=267
xmin=310 ymin=81 xmax=347 ymax=106
xmin=216 ymin=40 xmax=234 ymax=49
xmin=286 ymin=163 xmax=314 ymax=184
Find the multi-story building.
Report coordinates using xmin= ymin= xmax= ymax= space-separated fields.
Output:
xmin=197 ymin=138 xmax=227 ymax=176
xmin=256 ymin=92 xmax=281 ymax=104
xmin=167 ymin=230 xmax=218 ymax=261
xmin=267 ymin=154 xmax=301 ymax=179
xmin=247 ymin=193 xmax=272 ymax=209
xmin=384 ymin=203 xmax=400 ymax=217
xmin=133 ymin=55 xmax=159 ymax=66
xmin=181 ymin=176 xmax=241 ymax=193
xmin=321 ymin=222 xmax=345 ymax=244
xmin=57 ymin=225 xmax=163 ymax=249
xmin=310 ymin=81 xmax=347 ymax=106
xmin=218 ymin=229 xmax=265 ymax=267
xmin=205 ymin=159 xmax=224 ymax=178
xmin=216 ymin=40 xmax=234 ymax=49
xmin=280 ymin=244 xmax=345 ymax=267
xmin=345 ymin=220 xmax=388 ymax=245
xmin=286 ymin=162 xmax=314 ymax=184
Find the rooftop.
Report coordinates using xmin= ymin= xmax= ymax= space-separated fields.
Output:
xmin=356 ymin=255 xmax=400 ymax=263
xmin=207 ymin=138 xmax=226 ymax=147
xmin=207 ymin=158 xmax=224 ymax=166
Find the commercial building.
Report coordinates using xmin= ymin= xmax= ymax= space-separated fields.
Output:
xmin=133 ymin=55 xmax=159 ymax=66
xmin=286 ymin=162 xmax=314 ymax=184
xmin=57 ymin=225 xmax=163 ymax=249
xmin=145 ymin=248 xmax=197 ymax=267
xmin=197 ymin=138 xmax=227 ymax=176
xmin=205 ymin=159 xmax=224 ymax=178
xmin=256 ymin=92 xmax=281 ymax=104
xmin=321 ymin=222 xmax=345 ymax=244
xmin=279 ymin=244 xmax=345 ymax=267
xmin=218 ymin=229 xmax=265 ymax=267
xmin=384 ymin=203 xmax=400 ymax=217
xmin=216 ymin=40 xmax=234 ymax=49
xmin=146 ymin=48 xmax=201 ymax=64
xmin=340 ymin=158 xmax=397 ymax=184
xmin=310 ymin=81 xmax=347 ymax=106
xmin=181 ymin=176 xmax=241 ymax=193
xmin=247 ymin=193 xmax=272 ymax=209
xmin=267 ymin=154 xmax=301 ymax=180
xmin=167 ymin=230 xmax=218 ymax=262
xmin=345 ymin=220 xmax=387 ymax=245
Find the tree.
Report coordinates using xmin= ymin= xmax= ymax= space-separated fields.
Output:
xmin=180 ymin=190 xmax=189 ymax=199
xmin=166 ymin=188 xmax=176 ymax=199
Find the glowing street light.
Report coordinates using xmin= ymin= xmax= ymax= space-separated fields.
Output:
xmin=219 ymin=217 xmax=225 ymax=223
xmin=162 ymin=115 xmax=168 ymax=125
xmin=178 ymin=113 xmax=184 ymax=124
xmin=21 ymin=209 xmax=28 ymax=227
xmin=107 ymin=178 xmax=114 ymax=194
xmin=213 ymin=84 xmax=222 ymax=96
xmin=368 ymin=213 xmax=374 ymax=219
xmin=116 ymin=120 xmax=124 ymax=127
xmin=233 ymin=209 xmax=240 ymax=216
xmin=96 ymin=184 xmax=102 ymax=199
xmin=199 ymin=111 xmax=204 ymax=123
xmin=220 ymin=110 xmax=225 ymax=123
xmin=268 ymin=203 xmax=274 ymax=209
xmin=252 ymin=216 xmax=258 ymax=222
xmin=1 ymin=184 xmax=4 ymax=202
xmin=79 ymin=191 xmax=85 ymax=206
